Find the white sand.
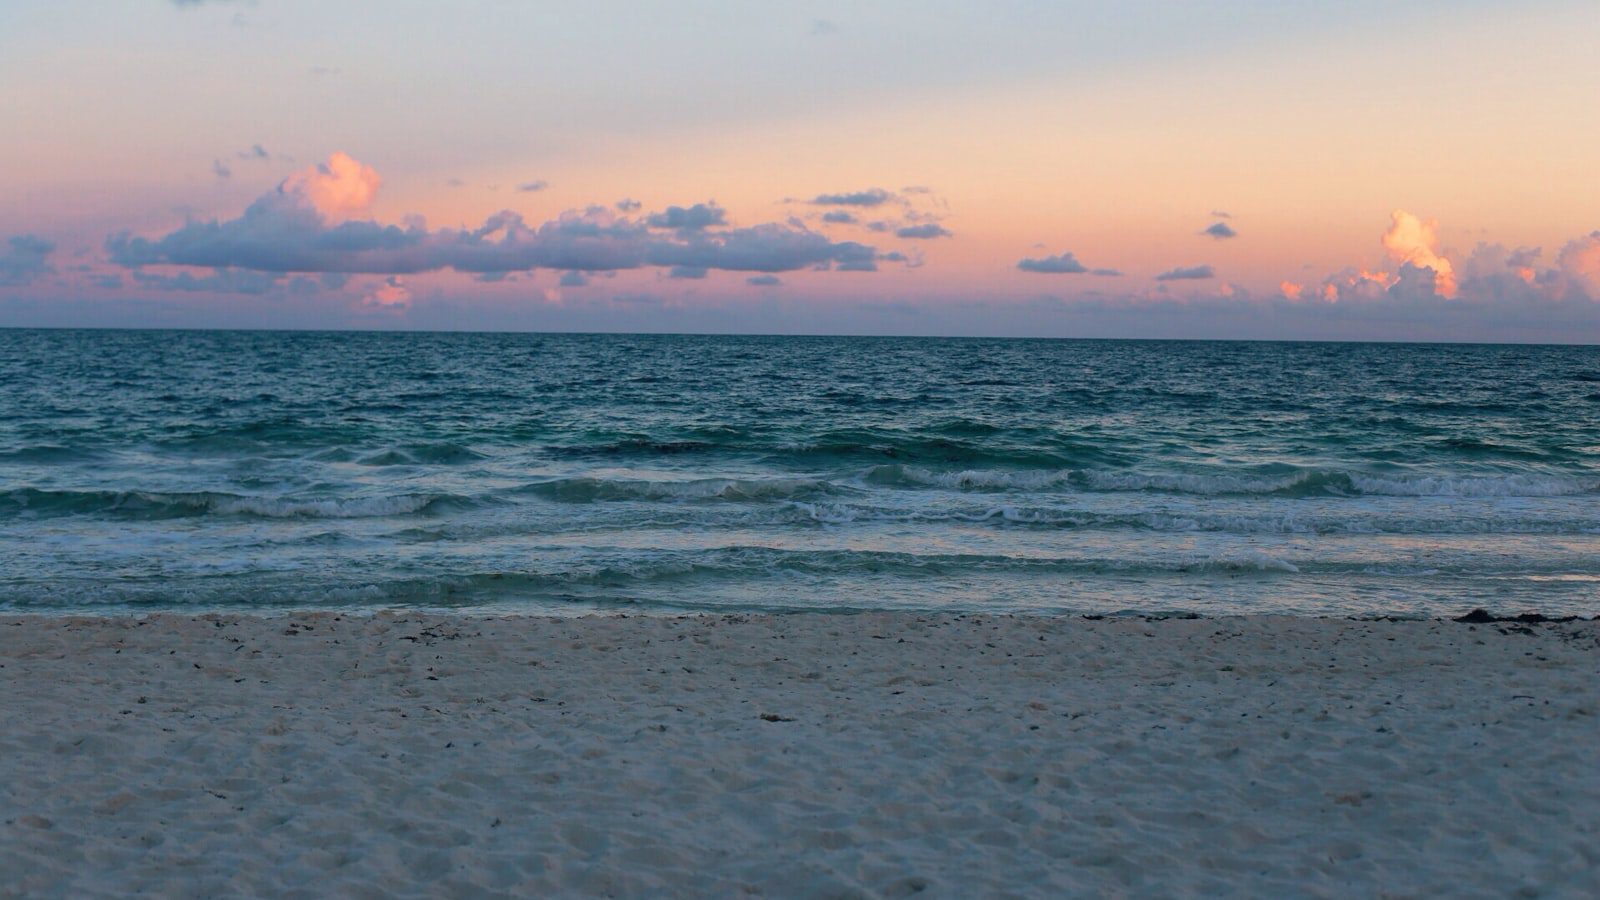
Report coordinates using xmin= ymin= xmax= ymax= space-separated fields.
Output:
xmin=1 ymin=612 xmax=1596 ymax=898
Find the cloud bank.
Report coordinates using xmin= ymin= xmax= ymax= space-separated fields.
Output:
xmin=107 ymin=153 xmax=882 ymax=279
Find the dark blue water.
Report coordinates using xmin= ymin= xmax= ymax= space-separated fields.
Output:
xmin=3 ymin=330 xmax=1598 ymax=615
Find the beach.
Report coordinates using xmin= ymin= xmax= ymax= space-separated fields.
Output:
xmin=2 ymin=612 xmax=1595 ymax=897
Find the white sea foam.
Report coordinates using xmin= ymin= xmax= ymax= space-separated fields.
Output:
xmin=1083 ymin=470 xmax=1315 ymax=495
xmin=1185 ymin=548 xmax=1302 ymax=573
xmin=881 ymin=466 xmax=1074 ymax=491
xmin=1347 ymin=473 xmax=1596 ymax=497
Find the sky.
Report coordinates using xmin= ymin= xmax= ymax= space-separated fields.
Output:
xmin=3 ymin=0 xmax=1599 ymax=341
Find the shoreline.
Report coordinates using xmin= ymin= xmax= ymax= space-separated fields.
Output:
xmin=6 ymin=605 xmax=1596 ymax=622
xmin=4 ymin=612 xmax=1596 ymax=896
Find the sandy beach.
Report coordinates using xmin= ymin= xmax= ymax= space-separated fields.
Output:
xmin=1 ymin=612 xmax=1596 ymax=897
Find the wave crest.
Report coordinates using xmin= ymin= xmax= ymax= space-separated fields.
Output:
xmin=516 ymin=476 xmax=835 ymax=504
xmin=867 ymin=465 xmax=1598 ymax=498
xmin=1 ymin=488 xmax=454 ymax=520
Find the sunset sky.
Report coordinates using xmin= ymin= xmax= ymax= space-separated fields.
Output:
xmin=3 ymin=0 xmax=1599 ymax=340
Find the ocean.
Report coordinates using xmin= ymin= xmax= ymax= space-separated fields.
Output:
xmin=2 ymin=329 xmax=1597 ymax=616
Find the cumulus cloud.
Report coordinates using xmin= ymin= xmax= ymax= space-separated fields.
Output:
xmin=821 ymin=211 xmax=857 ymax=225
xmin=811 ymin=188 xmax=894 ymax=207
xmin=1556 ymin=232 xmax=1600 ymax=298
xmin=0 ymin=235 xmax=55 ymax=286
xmin=1155 ymin=265 xmax=1215 ymax=281
xmin=1381 ymin=209 xmax=1456 ymax=298
xmin=282 ymin=152 xmax=381 ymax=221
xmin=615 ymin=199 xmax=642 ymax=212
xmin=646 ymin=203 xmax=727 ymax=232
xmin=517 ymin=180 xmax=549 ymax=193
xmin=1315 ymin=267 xmax=1391 ymax=303
xmin=1202 ymin=222 xmax=1236 ymax=239
xmin=1279 ymin=221 xmax=1600 ymax=329
xmin=1293 ymin=211 xmax=1508 ymax=305
xmin=895 ymin=223 xmax=950 ymax=239
xmin=106 ymin=153 xmax=880 ymax=281
xmin=1017 ymin=252 xmax=1087 ymax=274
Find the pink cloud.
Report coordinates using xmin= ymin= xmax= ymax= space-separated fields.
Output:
xmin=1381 ymin=210 xmax=1456 ymax=298
xmin=361 ymin=275 xmax=410 ymax=308
xmin=283 ymin=152 xmax=381 ymax=221
xmin=1557 ymin=232 xmax=1600 ymax=297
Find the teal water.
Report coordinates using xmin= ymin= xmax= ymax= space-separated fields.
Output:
xmin=3 ymin=330 xmax=1598 ymax=615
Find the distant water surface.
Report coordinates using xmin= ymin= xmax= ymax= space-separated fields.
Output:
xmin=2 ymin=330 xmax=1598 ymax=616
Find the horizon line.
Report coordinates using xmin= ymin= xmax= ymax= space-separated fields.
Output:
xmin=1 ymin=324 xmax=1595 ymax=348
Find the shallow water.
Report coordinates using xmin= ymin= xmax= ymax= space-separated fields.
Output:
xmin=3 ymin=329 xmax=1598 ymax=615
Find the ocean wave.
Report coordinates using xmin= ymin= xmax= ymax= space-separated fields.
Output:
xmin=1344 ymin=473 xmax=1597 ymax=497
xmin=866 ymin=464 xmax=1599 ymax=498
xmin=208 ymin=494 xmax=447 ymax=518
xmin=0 ymin=547 xmax=1429 ymax=610
xmin=354 ymin=443 xmax=488 ymax=466
xmin=8 ymin=544 xmax=1600 ymax=610
xmin=0 ymin=487 xmax=460 ymax=520
xmin=783 ymin=501 xmax=1600 ymax=535
xmin=868 ymin=464 xmax=1322 ymax=495
xmin=515 ymin=475 xmax=837 ymax=503
xmin=441 ymin=547 xmax=1315 ymax=585
xmin=772 ymin=429 xmax=1090 ymax=468
xmin=1081 ymin=470 xmax=1320 ymax=495
xmin=544 ymin=439 xmax=719 ymax=458
xmin=0 ymin=445 xmax=106 ymax=463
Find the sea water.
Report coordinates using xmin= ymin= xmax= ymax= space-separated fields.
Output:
xmin=2 ymin=329 xmax=1597 ymax=616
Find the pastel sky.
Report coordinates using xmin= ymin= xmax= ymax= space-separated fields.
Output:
xmin=4 ymin=0 xmax=1599 ymax=341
